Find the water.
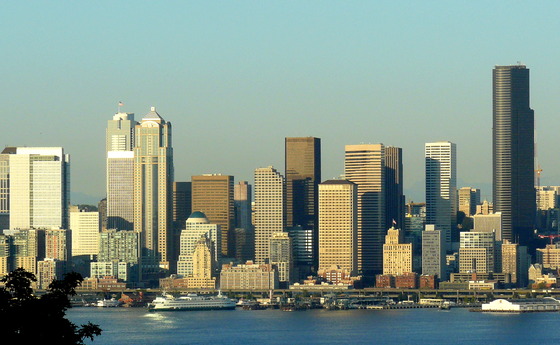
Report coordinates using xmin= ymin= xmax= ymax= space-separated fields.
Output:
xmin=67 ymin=307 xmax=560 ymax=344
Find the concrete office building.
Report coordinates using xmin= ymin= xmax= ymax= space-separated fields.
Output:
xmin=9 ymin=147 xmax=70 ymax=230
xmin=422 ymin=225 xmax=447 ymax=281
xmin=70 ymin=206 xmax=100 ymax=257
xmin=177 ymin=212 xmax=220 ymax=277
xmin=536 ymin=244 xmax=560 ymax=270
xmin=473 ymin=212 xmax=502 ymax=241
xmin=5 ymin=229 xmax=45 ymax=276
xmin=220 ymin=261 xmax=279 ymax=290
xmin=459 ymin=232 xmax=496 ymax=273
xmin=425 ymin=141 xmax=457 ymax=247
xmin=318 ymin=179 xmax=358 ymax=275
xmin=269 ymin=232 xmax=293 ymax=286
xmin=501 ymin=239 xmax=519 ymax=285
xmin=97 ymin=229 xmax=140 ymax=282
xmin=133 ymin=107 xmax=174 ymax=277
xmin=254 ymin=166 xmax=285 ymax=264
xmin=191 ymin=174 xmax=234 ymax=257
xmin=0 ymin=234 xmax=11 ymax=276
xmin=458 ymin=187 xmax=480 ymax=217
xmin=382 ymin=228 xmax=412 ymax=276
xmin=493 ymin=65 xmax=535 ymax=245
xmin=0 ymin=149 xmax=10 ymax=229
xmin=106 ymin=112 xmax=137 ymax=231
xmin=344 ymin=144 xmax=385 ymax=276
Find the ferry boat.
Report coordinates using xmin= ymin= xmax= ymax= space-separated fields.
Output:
xmin=148 ymin=292 xmax=236 ymax=311
xmin=96 ymin=297 xmax=122 ymax=307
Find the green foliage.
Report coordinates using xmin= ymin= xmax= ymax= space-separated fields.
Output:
xmin=0 ymin=268 xmax=102 ymax=344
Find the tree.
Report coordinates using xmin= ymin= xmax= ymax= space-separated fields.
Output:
xmin=0 ymin=268 xmax=102 ymax=344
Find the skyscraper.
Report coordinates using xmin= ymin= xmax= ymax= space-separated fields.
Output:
xmin=425 ymin=141 xmax=457 ymax=248
xmin=458 ymin=187 xmax=481 ymax=217
xmin=285 ymin=137 xmax=321 ymax=268
xmin=133 ymin=107 xmax=173 ymax=277
xmin=318 ymin=179 xmax=358 ymax=275
xmin=421 ymin=225 xmax=446 ymax=280
xmin=191 ymin=174 xmax=234 ymax=257
xmin=385 ymin=146 xmax=405 ymax=231
xmin=9 ymin=147 xmax=70 ymax=230
xmin=254 ymin=166 xmax=285 ymax=264
xmin=493 ymin=64 xmax=535 ymax=245
xmin=344 ymin=144 xmax=385 ymax=276
xmin=106 ymin=112 xmax=137 ymax=230
xmin=234 ymin=181 xmax=253 ymax=261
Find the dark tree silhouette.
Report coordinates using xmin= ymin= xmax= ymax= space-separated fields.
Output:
xmin=0 ymin=268 xmax=102 ymax=344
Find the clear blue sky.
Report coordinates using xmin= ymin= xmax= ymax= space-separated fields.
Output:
xmin=2 ymin=1 xmax=559 ymax=204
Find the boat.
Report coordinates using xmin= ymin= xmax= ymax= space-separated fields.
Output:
xmin=96 ymin=297 xmax=122 ymax=307
xmin=148 ymin=292 xmax=236 ymax=311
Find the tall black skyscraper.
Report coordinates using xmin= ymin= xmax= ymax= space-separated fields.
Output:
xmin=285 ymin=137 xmax=321 ymax=272
xmin=493 ymin=64 xmax=535 ymax=246
xmin=385 ymin=146 xmax=405 ymax=234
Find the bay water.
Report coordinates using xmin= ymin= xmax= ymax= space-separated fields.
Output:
xmin=67 ymin=307 xmax=560 ymax=344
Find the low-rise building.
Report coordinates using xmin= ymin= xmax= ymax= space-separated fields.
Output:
xmin=220 ymin=261 xmax=278 ymax=290
xmin=481 ymin=298 xmax=560 ymax=312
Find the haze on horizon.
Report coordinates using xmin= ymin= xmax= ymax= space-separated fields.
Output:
xmin=2 ymin=2 xmax=559 ymax=205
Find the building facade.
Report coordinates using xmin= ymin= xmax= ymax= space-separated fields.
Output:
xmin=9 ymin=147 xmax=70 ymax=230
xmin=382 ymin=228 xmax=412 ymax=276
xmin=421 ymin=225 xmax=446 ymax=281
xmin=285 ymin=137 xmax=321 ymax=268
xmin=106 ymin=112 xmax=137 ymax=231
xmin=493 ymin=65 xmax=535 ymax=245
xmin=191 ymin=174 xmax=234 ymax=257
xmin=70 ymin=206 xmax=100 ymax=257
xmin=425 ymin=141 xmax=457 ymax=247
xmin=254 ymin=166 xmax=285 ymax=264
xmin=133 ymin=107 xmax=174 ymax=278
xmin=318 ymin=179 xmax=358 ymax=275
xmin=344 ymin=144 xmax=385 ymax=276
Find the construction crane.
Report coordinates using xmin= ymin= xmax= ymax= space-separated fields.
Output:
xmin=537 ymin=234 xmax=560 ymax=245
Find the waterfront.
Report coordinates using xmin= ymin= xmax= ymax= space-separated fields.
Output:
xmin=68 ymin=307 xmax=560 ymax=344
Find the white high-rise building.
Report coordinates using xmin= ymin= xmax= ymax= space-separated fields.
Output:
xmin=70 ymin=206 xmax=100 ymax=257
xmin=425 ymin=141 xmax=457 ymax=248
xmin=344 ymin=144 xmax=385 ymax=275
xmin=106 ymin=112 xmax=137 ymax=231
xmin=9 ymin=147 xmax=70 ymax=230
xmin=254 ymin=166 xmax=285 ymax=264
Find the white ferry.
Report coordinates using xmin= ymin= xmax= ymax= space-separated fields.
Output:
xmin=96 ymin=297 xmax=122 ymax=307
xmin=148 ymin=292 xmax=236 ymax=311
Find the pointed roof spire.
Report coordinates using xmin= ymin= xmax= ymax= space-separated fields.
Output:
xmin=142 ymin=106 xmax=164 ymax=122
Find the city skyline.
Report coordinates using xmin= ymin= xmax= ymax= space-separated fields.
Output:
xmin=2 ymin=3 xmax=560 ymax=205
